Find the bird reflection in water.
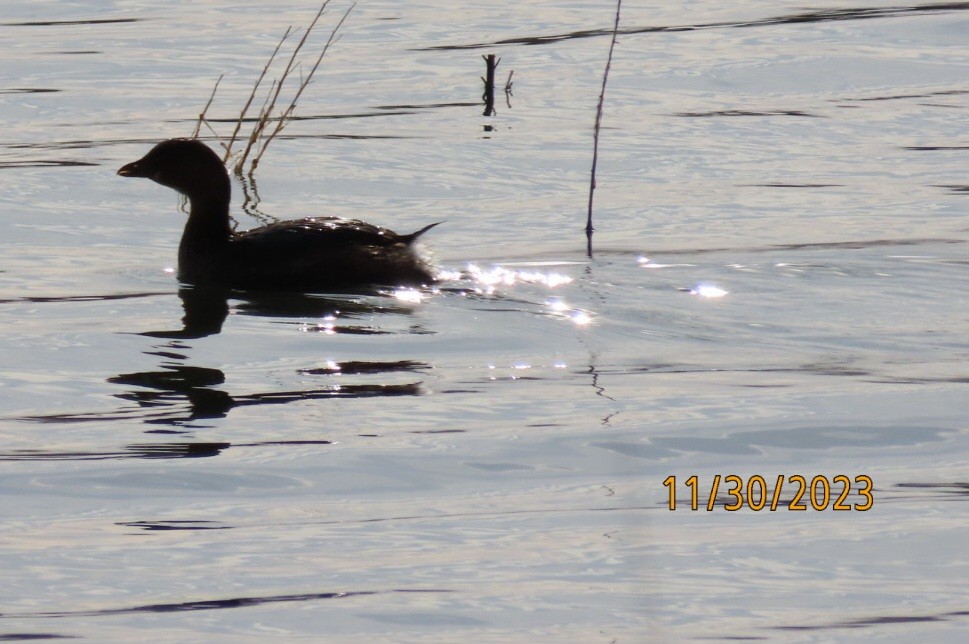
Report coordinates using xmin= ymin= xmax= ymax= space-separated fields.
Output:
xmin=14 ymin=287 xmax=431 ymax=460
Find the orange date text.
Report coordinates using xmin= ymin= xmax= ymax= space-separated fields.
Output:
xmin=662 ymin=474 xmax=873 ymax=511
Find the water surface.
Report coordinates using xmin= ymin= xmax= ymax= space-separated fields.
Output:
xmin=1 ymin=1 xmax=968 ymax=641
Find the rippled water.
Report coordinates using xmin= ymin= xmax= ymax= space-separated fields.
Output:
xmin=2 ymin=1 xmax=968 ymax=642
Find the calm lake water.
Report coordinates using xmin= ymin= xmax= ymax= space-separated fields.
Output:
xmin=2 ymin=1 xmax=968 ymax=641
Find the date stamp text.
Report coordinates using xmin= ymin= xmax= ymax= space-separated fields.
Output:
xmin=662 ymin=474 xmax=873 ymax=511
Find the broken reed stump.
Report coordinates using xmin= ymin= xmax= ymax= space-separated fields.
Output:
xmin=482 ymin=53 xmax=499 ymax=116
xmin=504 ymin=69 xmax=514 ymax=107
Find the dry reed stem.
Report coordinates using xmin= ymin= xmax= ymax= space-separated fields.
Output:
xmin=194 ymin=1 xmax=353 ymax=177
xmin=249 ymin=3 xmax=355 ymax=175
xmin=192 ymin=74 xmax=223 ymax=139
xmin=235 ymin=2 xmax=332 ymax=173
xmin=223 ymin=28 xmax=292 ymax=164
xmin=234 ymin=78 xmax=279 ymax=175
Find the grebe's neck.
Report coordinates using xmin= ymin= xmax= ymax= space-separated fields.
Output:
xmin=178 ymin=193 xmax=232 ymax=282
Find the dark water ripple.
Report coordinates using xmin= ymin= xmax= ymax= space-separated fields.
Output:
xmin=0 ymin=160 xmax=97 ymax=170
xmin=118 ymin=520 xmax=232 ymax=531
xmin=775 ymin=607 xmax=969 ymax=632
xmin=0 ymin=443 xmax=231 ymax=462
xmin=842 ymin=88 xmax=969 ymax=103
xmin=933 ymin=184 xmax=969 ymax=194
xmin=587 ymin=237 xmax=964 ymax=258
xmin=0 ymin=589 xmax=452 ymax=619
xmin=895 ymin=481 xmax=969 ymax=497
xmin=422 ymin=2 xmax=969 ymax=50
xmin=0 ymin=88 xmax=61 ymax=94
xmin=675 ymin=109 xmax=821 ymax=118
xmin=1 ymin=18 xmax=142 ymax=27
xmin=0 ymin=292 xmax=168 ymax=305
xmin=0 ymin=440 xmax=334 ymax=462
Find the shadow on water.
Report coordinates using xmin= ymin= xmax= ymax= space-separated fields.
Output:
xmin=421 ymin=2 xmax=969 ymax=50
xmin=9 ymin=287 xmax=430 ymax=458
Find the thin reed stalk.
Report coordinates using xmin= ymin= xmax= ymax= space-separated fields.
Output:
xmin=234 ymin=2 xmax=333 ymax=174
xmin=587 ymin=0 xmax=622 ymax=256
xmin=250 ymin=3 xmax=355 ymax=174
xmin=223 ymin=28 xmax=292 ymax=164
xmin=192 ymin=74 xmax=223 ymax=139
xmin=192 ymin=1 xmax=353 ymax=177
